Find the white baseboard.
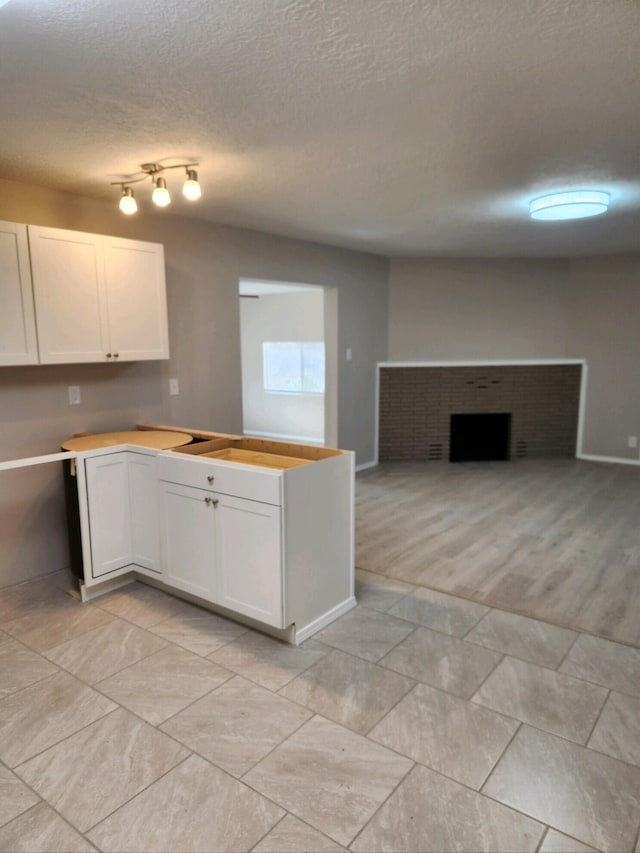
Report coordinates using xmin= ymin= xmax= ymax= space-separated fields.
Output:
xmin=294 ymin=596 xmax=357 ymax=644
xmin=355 ymin=459 xmax=377 ymax=473
xmin=578 ymin=452 xmax=640 ymax=467
xmin=80 ymin=573 xmax=135 ymax=602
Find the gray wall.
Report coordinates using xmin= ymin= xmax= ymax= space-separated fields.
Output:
xmin=565 ymin=255 xmax=640 ymax=459
xmin=387 ymin=256 xmax=640 ymax=462
xmin=0 ymin=177 xmax=388 ymax=588
xmin=389 ymin=258 xmax=570 ymax=361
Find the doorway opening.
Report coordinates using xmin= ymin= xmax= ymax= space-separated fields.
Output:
xmin=238 ymin=279 xmax=337 ymax=447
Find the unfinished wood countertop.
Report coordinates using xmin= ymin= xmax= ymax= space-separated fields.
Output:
xmin=61 ymin=430 xmax=192 ymax=452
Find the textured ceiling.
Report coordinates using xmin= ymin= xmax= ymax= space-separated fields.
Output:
xmin=1 ymin=0 xmax=639 ymax=257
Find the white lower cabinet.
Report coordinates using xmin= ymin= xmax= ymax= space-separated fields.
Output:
xmin=79 ymin=436 xmax=355 ymax=642
xmin=128 ymin=451 xmax=160 ymax=574
xmin=215 ymin=494 xmax=282 ymax=628
xmin=159 ymin=482 xmax=216 ymax=600
xmin=84 ymin=450 xmax=159 ymax=580
xmin=159 ymin=481 xmax=284 ymax=628
xmin=85 ymin=453 xmax=132 ymax=578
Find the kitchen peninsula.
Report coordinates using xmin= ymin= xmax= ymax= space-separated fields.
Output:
xmin=61 ymin=424 xmax=355 ymax=644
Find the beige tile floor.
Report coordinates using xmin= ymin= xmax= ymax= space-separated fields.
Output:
xmin=0 ymin=571 xmax=639 ymax=852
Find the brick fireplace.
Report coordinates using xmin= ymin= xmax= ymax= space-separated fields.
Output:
xmin=378 ymin=362 xmax=582 ymax=463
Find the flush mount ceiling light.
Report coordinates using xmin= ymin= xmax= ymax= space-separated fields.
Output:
xmin=529 ymin=190 xmax=610 ymax=221
xmin=111 ymin=162 xmax=202 ymax=214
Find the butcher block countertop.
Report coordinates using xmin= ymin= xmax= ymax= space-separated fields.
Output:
xmin=61 ymin=430 xmax=192 ymax=452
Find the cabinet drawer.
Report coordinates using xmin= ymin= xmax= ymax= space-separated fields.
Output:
xmin=157 ymin=453 xmax=282 ymax=506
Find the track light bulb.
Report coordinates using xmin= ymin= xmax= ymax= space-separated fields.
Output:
xmin=152 ymin=177 xmax=171 ymax=207
xmin=119 ymin=187 xmax=137 ymax=215
xmin=182 ymin=169 xmax=202 ymax=201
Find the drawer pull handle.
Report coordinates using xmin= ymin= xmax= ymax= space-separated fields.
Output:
xmin=207 ymin=475 xmax=214 ymax=483
xmin=204 ymin=497 xmax=219 ymax=507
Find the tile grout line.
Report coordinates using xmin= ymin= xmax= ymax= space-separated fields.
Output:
xmin=478 ymin=720 xmax=523 ymax=793
xmin=555 ymin=629 xmax=582 ymax=671
xmin=582 ymin=687 xmax=611 ymax=748
xmin=0 ymin=798 xmax=101 ymax=852
xmin=237 ymin=709 xmax=317 ymax=784
xmin=534 ymin=825 xmax=550 ymax=853
xmin=92 ymin=660 xmax=236 ymax=730
xmin=362 ymin=676 xmax=419 ymax=738
xmin=10 ymin=701 xmax=121 ymax=772
xmin=460 ymin=604 xmax=492 ymax=639
xmin=248 ymin=810 xmax=289 ymax=852
xmin=467 ymin=650 xmax=506 ymax=698
xmin=83 ymin=752 xmax=195 ymax=840
xmin=345 ymin=759 xmax=417 ymax=850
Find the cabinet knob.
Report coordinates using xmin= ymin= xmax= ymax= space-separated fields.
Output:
xmin=204 ymin=497 xmax=219 ymax=506
xmin=106 ymin=353 xmax=112 ymax=359
xmin=207 ymin=475 xmax=214 ymax=483
xmin=113 ymin=352 xmax=119 ymax=358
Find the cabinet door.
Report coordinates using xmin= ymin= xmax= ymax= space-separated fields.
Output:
xmin=29 ymin=226 xmax=109 ymax=363
xmin=215 ymin=494 xmax=283 ymax=628
xmin=159 ymin=481 xmax=216 ymax=600
xmin=0 ymin=221 xmax=39 ymax=365
xmin=104 ymin=238 xmax=169 ymax=361
xmin=128 ymin=452 xmax=160 ymax=575
xmin=85 ymin=453 xmax=132 ymax=578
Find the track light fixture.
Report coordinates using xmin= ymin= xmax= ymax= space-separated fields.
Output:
xmin=151 ymin=176 xmax=171 ymax=207
xmin=182 ymin=168 xmax=202 ymax=201
xmin=119 ymin=186 xmax=137 ymax=215
xmin=111 ymin=162 xmax=202 ymax=214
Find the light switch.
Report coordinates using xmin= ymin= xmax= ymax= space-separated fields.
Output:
xmin=169 ymin=378 xmax=180 ymax=396
xmin=346 ymin=348 xmax=353 ymax=362
xmin=68 ymin=386 xmax=81 ymax=405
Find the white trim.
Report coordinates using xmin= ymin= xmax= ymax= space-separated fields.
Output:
xmin=375 ymin=359 xmax=588 ymax=462
xmin=0 ymin=451 xmax=75 ymax=472
xmin=293 ymin=596 xmax=357 ymax=644
xmin=578 ymin=453 xmax=640 ymax=467
xmin=355 ymin=459 xmax=377 ymax=473
xmin=576 ymin=361 xmax=589 ymax=457
xmin=374 ymin=360 xmax=381 ymax=466
xmin=378 ymin=359 xmax=585 ymax=368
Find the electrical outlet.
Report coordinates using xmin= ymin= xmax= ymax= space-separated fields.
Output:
xmin=628 ymin=436 xmax=638 ymax=449
xmin=169 ymin=378 xmax=180 ymax=396
xmin=68 ymin=386 xmax=81 ymax=405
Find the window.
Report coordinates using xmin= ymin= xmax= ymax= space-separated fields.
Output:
xmin=263 ymin=341 xmax=325 ymax=394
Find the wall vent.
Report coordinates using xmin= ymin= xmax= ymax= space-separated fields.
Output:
xmin=427 ymin=443 xmax=444 ymax=460
xmin=515 ymin=440 xmax=528 ymax=458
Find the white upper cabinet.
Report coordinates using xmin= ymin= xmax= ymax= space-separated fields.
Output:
xmin=103 ymin=238 xmax=169 ymax=361
xmin=0 ymin=221 xmax=39 ymax=365
xmin=29 ymin=226 xmax=109 ymax=363
xmin=27 ymin=225 xmax=169 ymax=364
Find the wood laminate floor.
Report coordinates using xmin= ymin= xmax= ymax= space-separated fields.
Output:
xmin=356 ymin=459 xmax=640 ymax=648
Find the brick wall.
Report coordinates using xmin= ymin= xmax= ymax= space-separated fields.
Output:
xmin=378 ymin=364 xmax=582 ymax=462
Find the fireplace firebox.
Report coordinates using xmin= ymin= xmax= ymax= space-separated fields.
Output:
xmin=449 ymin=413 xmax=511 ymax=462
